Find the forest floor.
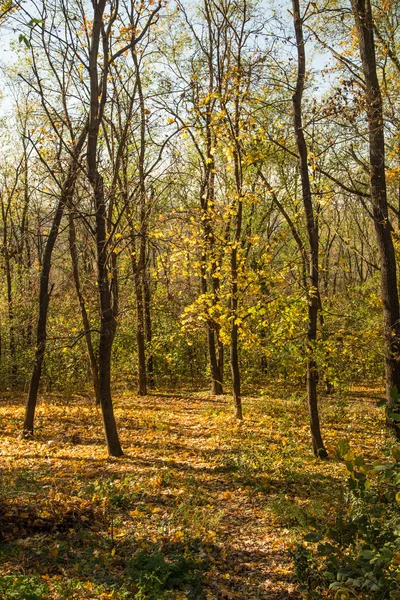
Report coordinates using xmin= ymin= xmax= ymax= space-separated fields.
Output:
xmin=0 ymin=384 xmax=388 ymax=599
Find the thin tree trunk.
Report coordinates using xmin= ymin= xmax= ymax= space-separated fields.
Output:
xmin=21 ymin=139 xmax=33 ymax=349
xmin=230 ymin=101 xmax=243 ymax=418
xmin=143 ymin=258 xmax=154 ymax=388
xmin=230 ymin=100 xmax=244 ymax=414
xmin=6 ymin=257 xmax=16 ymax=381
xmin=22 ymin=129 xmax=87 ymax=437
xmin=68 ymin=209 xmax=100 ymax=404
xmin=1 ymin=194 xmax=17 ymax=380
xmin=212 ymin=263 xmax=224 ymax=387
xmin=292 ymin=0 xmax=327 ymax=457
xmin=201 ymin=264 xmax=222 ymax=395
xmin=132 ymin=47 xmax=148 ymax=396
xmin=230 ymin=247 xmax=242 ymax=418
xmin=217 ymin=330 xmax=224 ymax=387
xmin=4 ymin=246 xmax=16 ymax=381
xmin=351 ymin=0 xmax=400 ymax=438
xmin=195 ymin=0 xmax=223 ymax=396
xmin=131 ymin=240 xmax=147 ymax=396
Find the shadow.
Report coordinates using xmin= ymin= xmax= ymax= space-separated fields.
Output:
xmin=2 ymin=391 xmax=358 ymax=599
xmin=0 ymin=509 xmax=299 ymax=599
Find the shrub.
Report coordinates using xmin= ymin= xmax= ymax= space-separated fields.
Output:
xmin=295 ymin=438 xmax=400 ymax=599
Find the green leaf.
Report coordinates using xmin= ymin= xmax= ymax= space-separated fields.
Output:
xmin=338 ymin=439 xmax=350 ymax=458
xmin=28 ymin=18 xmax=45 ymax=26
xmin=18 ymin=33 xmax=30 ymax=48
xmin=391 ymin=446 xmax=400 ymax=461
xmin=360 ymin=549 xmax=375 ymax=560
xmin=304 ymin=532 xmax=322 ymax=543
xmin=371 ymin=462 xmax=395 ymax=472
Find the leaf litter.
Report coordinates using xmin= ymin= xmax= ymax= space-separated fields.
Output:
xmin=0 ymin=385 xmax=385 ymax=599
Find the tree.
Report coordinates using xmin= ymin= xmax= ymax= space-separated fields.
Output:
xmin=291 ymin=0 xmax=327 ymax=457
xmin=350 ymin=0 xmax=400 ymax=437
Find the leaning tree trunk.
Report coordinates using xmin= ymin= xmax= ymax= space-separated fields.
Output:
xmin=22 ymin=129 xmax=87 ymax=437
xmin=292 ymin=0 xmax=327 ymax=457
xmin=351 ymin=0 xmax=400 ymax=439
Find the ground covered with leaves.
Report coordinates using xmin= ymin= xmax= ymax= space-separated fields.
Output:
xmin=0 ymin=385 xmax=388 ymax=599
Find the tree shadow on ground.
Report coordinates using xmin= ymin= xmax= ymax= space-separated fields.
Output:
xmin=0 ymin=506 xmax=299 ymax=599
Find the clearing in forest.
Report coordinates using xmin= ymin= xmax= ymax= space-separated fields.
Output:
xmin=0 ymin=386 xmax=385 ymax=599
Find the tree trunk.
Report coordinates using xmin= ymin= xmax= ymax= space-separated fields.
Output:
xmin=87 ymin=0 xmax=123 ymax=457
xmin=5 ymin=252 xmax=16 ymax=381
xmin=132 ymin=47 xmax=148 ymax=397
xmin=68 ymin=209 xmax=100 ymax=404
xmin=351 ymin=0 xmax=400 ymax=438
xmin=22 ymin=130 xmax=87 ymax=437
xmin=217 ymin=333 xmax=224 ymax=387
xmin=131 ymin=241 xmax=147 ymax=396
xmin=292 ymin=0 xmax=327 ymax=457
xmin=228 ymin=134 xmax=243 ymax=416
xmin=230 ymin=243 xmax=242 ymax=419
xmin=212 ymin=263 xmax=224 ymax=394
xmin=143 ymin=259 xmax=154 ymax=388
xmin=201 ymin=265 xmax=223 ymax=395
xmin=1 ymin=195 xmax=17 ymax=381
xmin=228 ymin=24 xmax=244 ymax=420
xmin=198 ymin=1 xmax=223 ymax=396
xmin=91 ymin=170 xmax=123 ymax=457
xmin=212 ymin=272 xmax=224 ymax=387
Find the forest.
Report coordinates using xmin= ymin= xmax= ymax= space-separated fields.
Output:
xmin=0 ymin=0 xmax=400 ymax=598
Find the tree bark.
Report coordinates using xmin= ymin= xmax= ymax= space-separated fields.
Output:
xmin=292 ymin=0 xmax=327 ymax=457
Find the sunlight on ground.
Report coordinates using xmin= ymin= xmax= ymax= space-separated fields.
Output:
xmin=0 ymin=386 xmax=387 ymax=599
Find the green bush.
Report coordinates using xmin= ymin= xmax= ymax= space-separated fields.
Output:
xmin=296 ymin=438 xmax=400 ymax=599
xmin=126 ymin=549 xmax=203 ymax=599
xmin=0 ymin=576 xmax=50 ymax=600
